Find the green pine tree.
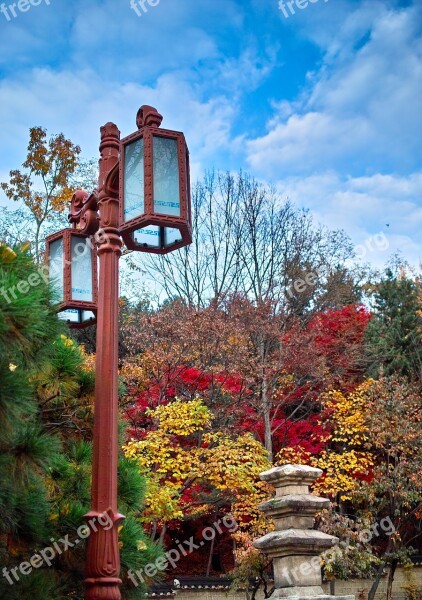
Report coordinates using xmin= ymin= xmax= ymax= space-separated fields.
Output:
xmin=365 ymin=267 xmax=422 ymax=380
xmin=0 ymin=243 xmax=65 ymax=599
xmin=0 ymin=243 xmax=163 ymax=599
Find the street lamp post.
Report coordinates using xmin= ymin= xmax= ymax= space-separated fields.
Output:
xmin=48 ymin=107 xmax=192 ymax=600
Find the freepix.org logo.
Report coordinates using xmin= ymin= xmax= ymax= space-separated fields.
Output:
xmin=2 ymin=510 xmax=114 ymax=586
xmin=279 ymin=0 xmax=329 ymax=19
xmin=0 ymin=0 xmax=51 ymax=22
xmin=130 ymin=0 xmax=162 ymax=18
xmin=128 ymin=514 xmax=238 ymax=587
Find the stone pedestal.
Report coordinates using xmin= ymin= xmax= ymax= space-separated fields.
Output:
xmin=253 ymin=465 xmax=354 ymax=600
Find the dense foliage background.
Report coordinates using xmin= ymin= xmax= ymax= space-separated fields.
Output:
xmin=0 ymin=128 xmax=421 ymax=600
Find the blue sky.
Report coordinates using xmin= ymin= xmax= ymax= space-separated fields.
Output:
xmin=0 ymin=0 xmax=421 ymax=267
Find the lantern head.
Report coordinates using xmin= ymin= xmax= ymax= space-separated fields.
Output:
xmin=119 ymin=106 xmax=192 ymax=254
xmin=46 ymin=229 xmax=98 ymax=328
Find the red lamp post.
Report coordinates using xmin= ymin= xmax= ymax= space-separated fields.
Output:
xmin=48 ymin=106 xmax=192 ymax=600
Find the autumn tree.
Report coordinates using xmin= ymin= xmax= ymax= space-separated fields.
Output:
xmin=316 ymin=509 xmax=382 ymax=581
xmin=123 ymin=398 xmax=270 ymax=574
xmin=355 ymin=377 xmax=422 ymax=600
xmin=223 ymin=300 xmax=372 ymax=461
xmin=276 ymin=380 xmax=374 ymax=502
xmin=276 ymin=375 xmax=422 ymax=600
xmin=131 ymin=170 xmax=365 ymax=462
xmin=119 ymin=298 xmax=253 ymax=433
xmin=284 ymin=304 xmax=372 ymax=393
xmin=119 ymin=296 xmax=373 ymax=463
xmin=119 ymin=297 xmax=313 ymax=461
xmin=1 ymin=127 xmax=81 ymax=261
xmin=131 ymin=170 xmax=358 ymax=312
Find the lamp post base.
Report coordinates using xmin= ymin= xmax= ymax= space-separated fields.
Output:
xmin=83 ymin=508 xmax=125 ymax=600
xmin=84 ymin=577 xmax=123 ymax=600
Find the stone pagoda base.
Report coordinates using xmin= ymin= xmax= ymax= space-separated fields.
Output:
xmin=253 ymin=465 xmax=354 ymax=600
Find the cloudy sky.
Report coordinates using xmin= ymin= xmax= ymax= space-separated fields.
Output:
xmin=0 ymin=0 xmax=421 ymax=268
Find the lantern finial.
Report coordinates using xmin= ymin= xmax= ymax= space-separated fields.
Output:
xmin=136 ymin=105 xmax=163 ymax=129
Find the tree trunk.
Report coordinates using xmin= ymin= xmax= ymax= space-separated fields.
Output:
xmin=35 ymin=220 xmax=42 ymax=264
xmin=151 ymin=519 xmax=157 ymax=541
xmin=259 ymin=337 xmax=273 ymax=463
xmin=159 ymin=522 xmax=167 ymax=544
xmin=206 ymin=528 xmax=216 ymax=576
xmin=386 ymin=558 xmax=398 ymax=600
xmin=262 ymin=370 xmax=273 ymax=462
xmin=368 ymin=562 xmax=385 ymax=600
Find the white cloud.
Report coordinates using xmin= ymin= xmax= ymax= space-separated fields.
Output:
xmin=243 ymin=2 xmax=422 ymax=267
xmin=277 ymin=171 xmax=422 ymax=267
xmin=1 ymin=0 xmax=421 ymax=272
xmin=0 ymin=0 xmax=271 ymax=188
xmin=247 ymin=3 xmax=422 ymax=177
xmin=0 ymin=67 xmax=236 ymax=204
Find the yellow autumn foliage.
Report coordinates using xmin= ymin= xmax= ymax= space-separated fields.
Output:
xmin=276 ymin=380 xmax=375 ymax=501
xmin=147 ymin=397 xmax=212 ymax=436
xmin=123 ymin=397 xmax=271 ymax=525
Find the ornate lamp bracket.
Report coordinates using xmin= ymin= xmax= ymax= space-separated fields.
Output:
xmin=69 ymin=189 xmax=100 ymax=236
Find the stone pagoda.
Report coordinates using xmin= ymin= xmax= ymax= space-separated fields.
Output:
xmin=253 ymin=464 xmax=354 ymax=600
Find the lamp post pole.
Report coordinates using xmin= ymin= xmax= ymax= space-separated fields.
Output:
xmin=83 ymin=122 xmax=124 ymax=600
xmin=62 ymin=106 xmax=192 ymax=600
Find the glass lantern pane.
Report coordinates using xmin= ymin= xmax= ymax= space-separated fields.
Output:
xmin=153 ymin=136 xmax=181 ymax=217
xmin=133 ymin=226 xmax=160 ymax=248
xmin=164 ymin=227 xmax=182 ymax=247
xmin=71 ymin=236 xmax=93 ymax=302
xmin=58 ymin=309 xmax=80 ymax=323
xmin=49 ymin=238 xmax=64 ymax=302
xmin=82 ymin=310 xmax=96 ymax=323
xmin=124 ymin=138 xmax=145 ymax=222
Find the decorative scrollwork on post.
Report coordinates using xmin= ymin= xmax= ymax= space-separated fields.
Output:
xmin=69 ymin=189 xmax=100 ymax=235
